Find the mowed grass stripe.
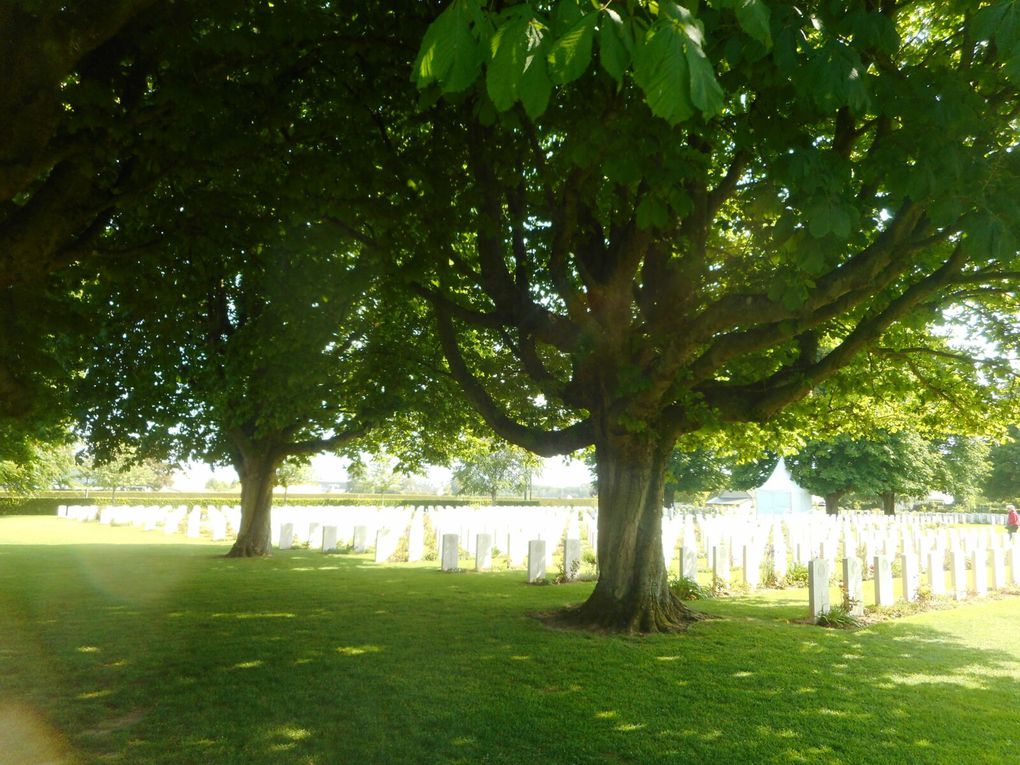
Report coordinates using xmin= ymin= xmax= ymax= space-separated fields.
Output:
xmin=1 ymin=517 xmax=1018 ymax=764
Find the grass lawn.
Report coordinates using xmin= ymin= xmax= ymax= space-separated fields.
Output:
xmin=2 ymin=517 xmax=1019 ymax=765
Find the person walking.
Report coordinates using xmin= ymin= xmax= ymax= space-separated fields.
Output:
xmin=1006 ymin=505 xmax=1019 ymax=540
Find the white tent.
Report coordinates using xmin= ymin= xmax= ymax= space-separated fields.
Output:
xmin=754 ymin=458 xmax=813 ymax=515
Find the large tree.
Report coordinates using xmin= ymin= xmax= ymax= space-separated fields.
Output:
xmin=73 ymin=2 xmax=464 ymax=556
xmin=662 ymin=448 xmax=730 ymax=507
xmin=931 ymin=435 xmax=990 ymax=509
xmin=452 ymin=435 xmax=543 ymax=501
xmin=788 ymin=431 xmax=937 ymax=514
xmin=76 ymin=204 xmax=453 ymax=556
xmin=983 ymin=426 xmax=1020 ymax=501
xmin=406 ymin=0 xmax=1020 ymax=630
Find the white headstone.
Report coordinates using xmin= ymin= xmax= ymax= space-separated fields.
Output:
xmin=278 ymin=522 xmax=294 ymax=550
xmin=679 ymin=546 xmax=698 ymax=581
xmin=927 ymin=550 xmax=946 ymax=597
xmin=407 ymin=512 xmax=425 ymax=562
xmin=874 ymin=555 xmax=894 ymax=607
xmin=374 ymin=529 xmax=395 ymax=563
xmin=563 ymin=538 xmax=581 ymax=581
xmin=353 ymin=525 xmax=368 ymax=554
xmin=901 ymin=553 xmax=919 ymax=602
xmin=475 ymin=533 xmax=493 ymax=571
xmin=307 ymin=523 xmax=323 ymax=551
xmin=712 ymin=543 xmax=730 ymax=586
xmin=528 ymin=540 xmax=546 ymax=583
xmin=743 ymin=544 xmax=761 ymax=590
xmin=772 ymin=536 xmax=788 ymax=579
xmin=209 ymin=512 xmax=227 ymax=542
xmin=808 ymin=559 xmax=832 ymax=619
xmin=186 ymin=511 xmax=201 ymax=539
xmin=321 ymin=525 xmax=338 ymax=553
xmin=973 ymin=549 xmax=988 ymax=596
xmin=990 ymin=548 xmax=1007 ymax=591
xmin=842 ymin=557 xmax=864 ymax=616
xmin=441 ymin=533 xmax=460 ymax=572
xmin=951 ymin=548 xmax=967 ymax=600
xmin=507 ymin=532 xmax=528 ymax=567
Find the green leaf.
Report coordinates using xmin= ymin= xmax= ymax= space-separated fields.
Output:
xmin=806 ymin=198 xmax=851 ymax=240
xmin=973 ymin=1 xmax=1020 ymax=53
xmin=548 ymin=12 xmax=597 ymax=84
xmin=552 ymin=0 xmax=586 ymax=37
xmin=636 ymin=196 xmax=669 ymax=230
xmin=734 ymin=0 xmax=772 ymax=49
xmin=1005 ymin=46 xmax=1020 ymax=86
xmin=486 ymin=15 xmax=533 ymax=111
xmin=806 ymin=199 xmax=833 ymax=238
xmin=965 ymin=213 xmax=1014 ymax=260
xmin=519 ymin=35 xmax=552 ymax=118
xmin=829 ymin=207 xmax=851 ymax=239
xmin=632 ymin=20 xmax=694 ymax=125
xmin=599 ymin=11 xmax=630 ymax=83
xmin=668 ymin=188 xmax=694 ymax=218
xmin=685 ymin=41 xmax=724 ymax=115
xmin=414 ymin=0 xmax=484 ymax=93
xmin=772 ymin=211 xmax=797 ymax=245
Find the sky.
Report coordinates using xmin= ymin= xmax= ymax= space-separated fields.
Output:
xmin=173 ymin=453 xmax=593 ymax=492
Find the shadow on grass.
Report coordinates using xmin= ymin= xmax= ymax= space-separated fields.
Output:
xmin=2 ymin=540 xmax=1020 ymax=764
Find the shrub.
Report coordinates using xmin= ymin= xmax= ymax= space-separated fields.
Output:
xmin=785 ymin=563 xmax=809 ymax=587
xmin=670 ymin=575 xmax=714 ymax=601
xmin=554 ymin=557 xmax=582 ymax=584
xmin=816 ymin=603 xmax=862 ymax=629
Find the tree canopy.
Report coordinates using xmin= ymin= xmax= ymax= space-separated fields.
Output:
xmin=788 ymin=431 xmax=989 ymax=513
xmin=451 ymin=435 xmax=543 ymax=501
xmin=983 ymin=426 xmax=1020 ymax=502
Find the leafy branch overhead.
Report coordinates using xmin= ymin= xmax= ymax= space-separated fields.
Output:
xmin=415 ymin=0 xmax=770 ymax=122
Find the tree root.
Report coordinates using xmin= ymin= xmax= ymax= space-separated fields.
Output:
xmin=542 ymin=591 xmax=704 ymax=634
xmin=225 ymin=539 xmax=272 ymax=558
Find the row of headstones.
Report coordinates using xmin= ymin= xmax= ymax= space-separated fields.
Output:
xmin=274 ymin=520 xmax=417 ymax=562
xmin=807 ymin=546 xmax=1020 ymax=619
xmin=436 ymin=533 xmax=582 ymax=582
xmin=59 ymin=504 xmax=241 ymax=540
xmin=688 ymin=510 xmax=1017 ymax=582
xmin=268 ymin=505 xmax=582 ymax=566
xmin=891 ymin=511 xmax=1009 ymax=526
xmin=58 ymin=503 xmax=582 ymax=566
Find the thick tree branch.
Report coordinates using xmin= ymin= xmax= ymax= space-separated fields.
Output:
xmin=702 ymin=242 xmax=971 ymax=421
xmin=287 ymin=424 xmax=371 ymax=457
xmin=431 ymin=298 xmax=593 ymax=456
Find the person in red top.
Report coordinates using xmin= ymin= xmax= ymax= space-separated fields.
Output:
xmin=1006 ymin=505 xmax=1019 ymax=540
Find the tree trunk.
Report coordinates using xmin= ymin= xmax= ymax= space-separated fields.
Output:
xmin=561 ymin=432 xmax=695 ymax=633
xmin=227 ymin=450 xmax=281 ymax=557
xmin=880 ymin=491 xmax=896 ymax=515
xmin=824 ymin=492 xmax=844 ymax=516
